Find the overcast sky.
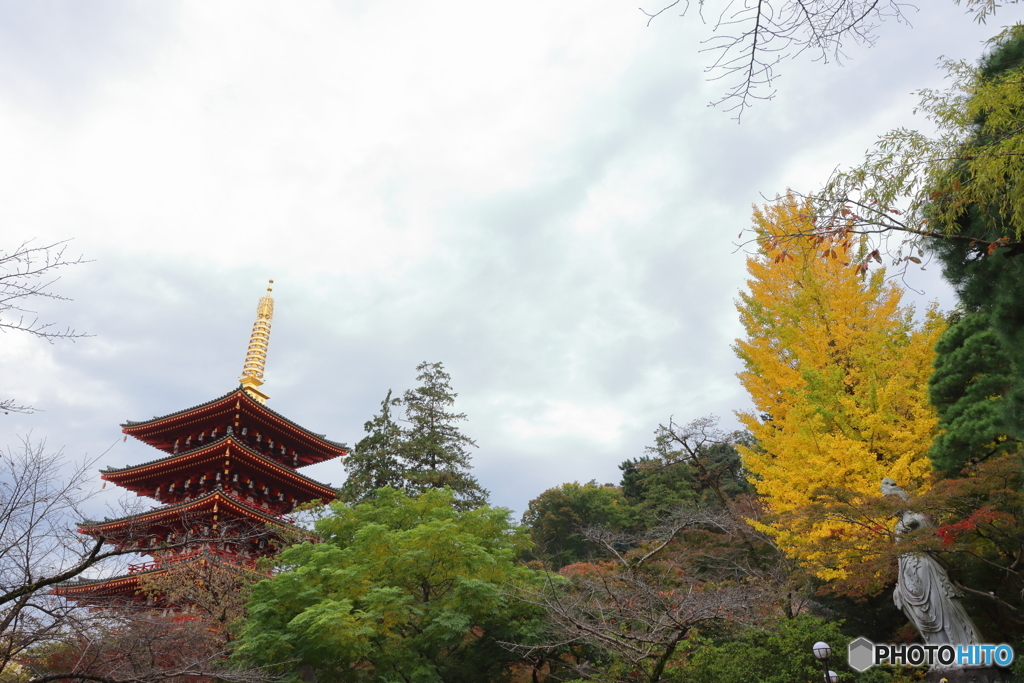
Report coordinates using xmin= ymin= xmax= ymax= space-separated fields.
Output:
xmin=1 ymin=0 xmax=1018 ymax=518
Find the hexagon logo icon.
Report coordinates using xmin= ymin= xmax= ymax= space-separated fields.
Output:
xmin=848 ymin=637 xmax=874 ymax=672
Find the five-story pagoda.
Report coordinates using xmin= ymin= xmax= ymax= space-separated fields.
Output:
xmin=53 ymin=282 xmax=347 ymax=604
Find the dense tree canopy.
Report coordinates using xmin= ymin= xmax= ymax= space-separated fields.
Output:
xmin=521 ymin=416 xmax=756 ymax=570
xmin=236 ymin=488 xmax=542 ymax=683
xmin=521 ymin=481 xmax=633 ymax=568
xmin=927 ymin=309 xmax=1017 ymax=471
xmin=910 ymin=27 xmax=1024 ymax=636
xmin=676 ymin=615 xmax=894 ymax=683
xmin=519 ymin=508 xmax=785 ymax=683
xmin=640 ymin=416 xmax=752 ymax=512
xmin=619 ymin=456 xmax=700 ymax=518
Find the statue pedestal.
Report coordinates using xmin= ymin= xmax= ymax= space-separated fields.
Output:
xmin=925 ymin=667 xmax=1012 ymax=683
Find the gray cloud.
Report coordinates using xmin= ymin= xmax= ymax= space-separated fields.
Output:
xmin=1 ymin=1 xmax=1017 ymax=517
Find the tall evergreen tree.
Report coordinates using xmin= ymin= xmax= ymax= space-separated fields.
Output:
xmin=927 ymin=27 xmax=1024 ymax=470
xmin=340 ymin=362 xmax=488 ymax=508
xmin=927 ymin=310 xmax=1018 ymax=472
xmin=920 ymin=32 xmax=1024 ymax=629
xmin=339 ymin=389 xmax=406 ymax=504
xmin=400 ymin=361 xmax=488 ymax=508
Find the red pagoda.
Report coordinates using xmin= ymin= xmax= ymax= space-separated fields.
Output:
xmin=54 ymin=282 xmax=347 ymax=604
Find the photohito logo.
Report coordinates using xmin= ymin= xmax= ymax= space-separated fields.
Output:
xmin=847 ymin=638 xmax=1014 ymax=672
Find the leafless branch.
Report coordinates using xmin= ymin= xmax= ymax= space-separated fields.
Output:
xmin=21 ymin=608 xmax=280 ymax=683
xmin=0 ymin=399 xmax=37 ymax=416
xmin=640 ymin=0 xmax=914 ymax=120
xmin=0 ymin=240 xmax=90 ymax=342
xmin=0 ymin=438 xmax=281 ymax=683
xmin=1 ymin=239 xmax=91 ymax=415
xmin=646 ymin=414 xmax=749 ymax=510
xmin=733 ymin=186 xmax=1024 ymax=290
xmin=511 ymin=506 xmax=788 ymax=683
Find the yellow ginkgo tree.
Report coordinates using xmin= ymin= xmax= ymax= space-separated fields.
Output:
xmin=734 ymin=194 xmax=945 ymax=580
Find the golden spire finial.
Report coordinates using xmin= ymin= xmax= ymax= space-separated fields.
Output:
xmin=238 ymin=279 xmax=275 ymax=403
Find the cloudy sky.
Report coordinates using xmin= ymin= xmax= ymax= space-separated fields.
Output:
xmin=1 ymin=0 xmax=1018 ymax=518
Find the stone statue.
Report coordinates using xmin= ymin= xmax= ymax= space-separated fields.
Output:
xmin=881 ymin=478 xmax=981 ymax=649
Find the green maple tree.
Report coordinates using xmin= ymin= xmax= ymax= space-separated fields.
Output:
xmin=235 ymin=488 xmax=543 ymax=683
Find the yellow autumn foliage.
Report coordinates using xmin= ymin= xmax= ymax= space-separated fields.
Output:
xmin=734 ymin=194 xmax=945 ymax=579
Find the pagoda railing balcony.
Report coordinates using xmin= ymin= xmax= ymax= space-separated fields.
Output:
xmin=127 ymin=560 xmax=162 ymax=574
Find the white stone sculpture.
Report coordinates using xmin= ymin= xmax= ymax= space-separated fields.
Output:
xmin=881 ymin=478 xmax=982 ymax=648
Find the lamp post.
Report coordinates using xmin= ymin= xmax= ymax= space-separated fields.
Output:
xmin=813 ymin=641 xmax=839 ymax=683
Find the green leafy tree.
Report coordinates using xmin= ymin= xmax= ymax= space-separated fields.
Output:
xmin=619 ymin=456 xmax=699 ymax=519
xmin=235 ymin=488 xmax=543 ymax=683
xmin=399 ymin=361 xmax=488 ymax=508
xmin=521 ymin=481 xmax=634 ymax=568
xmin=339 ymin=390 xmax=406 ymax=504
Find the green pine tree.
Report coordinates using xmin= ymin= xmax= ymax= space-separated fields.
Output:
xmin=927 ymin=27 xmax=1024 ymax=470
xmin=928 ymin=310 xmax=1019 ymax=471
xmin=399 ymin=361 xmax=488 ymax=508
xmin=339 ymin=389 xmax=406 ymax=504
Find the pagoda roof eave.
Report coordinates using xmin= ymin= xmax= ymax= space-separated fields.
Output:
xmin=121 ymin=388 xmax=348 ymax=455
xmin=51 ymin=569 xmax=153 ymax=597
xmin=78 ymin=489 xmax=299 ymax=536
xmin=100 ymin=434 xmax=338 ymax=498
xmin=122 ymin=388 xmax=238 ymax=428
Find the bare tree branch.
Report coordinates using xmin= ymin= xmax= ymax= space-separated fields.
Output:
xmin=0 ymin=399 xmax=37 ymax=416
xmin=511 ymin=506 xmax=789 ymax=683
xmin=21 ymin=608 xmax=280 ymax=683
xmin=0 ymin=240 xmax=90 ymax=342
xmin=0 ymin=438 xmax=282 ymax=683
xmin=1 ymin=240 xmax=91 ymax=414
xmin=640 ymin=0 xmax=915 ymax=119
